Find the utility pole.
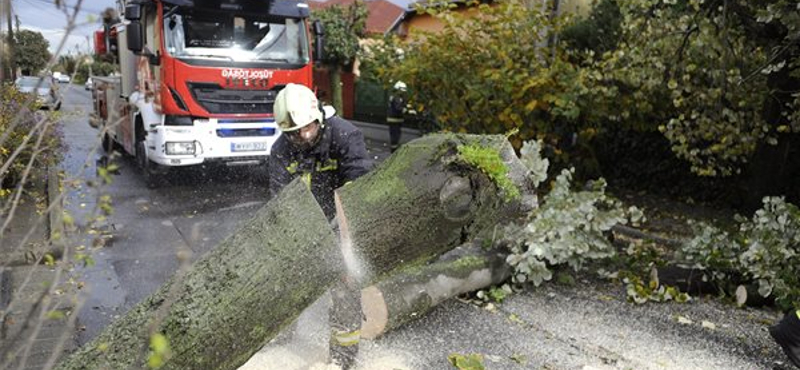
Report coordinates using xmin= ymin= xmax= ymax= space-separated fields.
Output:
xmin=0 ymin=0 xmax=6 ymax=82
xmin=3 ymin=0 xmax=15 ymax=81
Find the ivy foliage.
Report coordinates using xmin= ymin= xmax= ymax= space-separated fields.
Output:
xmin=680 ymin=197 xmax=800 ymax=310
xmin=502 ymin=140 xmax=643 ymax=286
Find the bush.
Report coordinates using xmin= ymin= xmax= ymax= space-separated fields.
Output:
xmin=0 ymin=84 xmax=65 ymax=194
xmin=681 ymin=197 xmax=800 ymax=311
xmin=74 ymin=61 xmax=117 ymax=84
xmin=502 ymin=140 xmax=643 ymax=286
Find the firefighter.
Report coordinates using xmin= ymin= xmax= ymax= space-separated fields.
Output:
xmin=386 ymin=81 xmax=407 ymax=153
xmin=268 ymin=83 xmax=373 ymax=219
xmin=771 ymin=309 xmax=800 ymax=369
xmin=268 ymin=83 xmax=373 ymax=369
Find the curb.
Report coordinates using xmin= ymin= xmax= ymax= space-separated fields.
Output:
xmin=350 ymin=120 xmax=421 ymax=145
xmin=0 ymin=267 xmax=10 ymax=311
xmin=46 ymin=165 xmax=65 ymax=260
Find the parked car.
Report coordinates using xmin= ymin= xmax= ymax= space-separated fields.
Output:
xmin=85 ymin=77 xmax=93 ymax=91
xmin=56 ymin=74 xmax=71 ymax=84
xmin=15 ymin=76 xmax=61 ymax=110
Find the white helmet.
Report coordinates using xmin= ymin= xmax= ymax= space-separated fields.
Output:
xmin=393 ymin=81 xmax=407 ymax=91
xmin=274 ymin=83 xmax=323 ymax=132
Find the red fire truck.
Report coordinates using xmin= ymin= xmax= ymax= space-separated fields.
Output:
xmin=90 ymin=0 xmax=324 ymax=185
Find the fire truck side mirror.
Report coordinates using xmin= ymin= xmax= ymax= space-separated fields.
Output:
xmin=313 ymin=20 xmax=325 ymax=36
xmin=313 ymin=20 xmax=325 ymax=62
xmin=127 ymin=21 xmax=144 ymax=54
xmin=124 ymin=4 xmax=141 ymax=21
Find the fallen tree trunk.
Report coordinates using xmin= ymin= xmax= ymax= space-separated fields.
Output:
xmin=56 ymin=179 xmax=341 ymax=370
xmin=360 ymin=242 xmax=510 ymax=339
xmin=56 ymin=133 xmax=532 ymax=370
xmin=652 ymin=264 xmax=720 ymax=296
xmin=653 ymin=265 xmax=773 ymax=307
xmin=336 ymin=133 xmax=534 ymax=283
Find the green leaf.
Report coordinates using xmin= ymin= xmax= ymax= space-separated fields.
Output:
xmin=448 ymin=353 xmax=485 ymax=370
xmin=44 ymin=253 xmax=55 ymax=267
xmin=147 ymin=333 xmax=171 ymax=369
xmin=47 ymin=310 xmax=66 ymax=320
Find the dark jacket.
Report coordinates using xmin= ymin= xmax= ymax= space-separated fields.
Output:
xmin=387 ymin=95 xmax=405 ymax=122
xmin=268 ymin=116 xmax=373 ymax=219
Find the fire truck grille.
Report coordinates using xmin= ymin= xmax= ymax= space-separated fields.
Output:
xmin=188 ymin=83 xmax=278 ymax=114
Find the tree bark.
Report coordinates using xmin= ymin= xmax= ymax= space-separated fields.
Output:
xmin=55 ymin=179 xmax=341 ymax=370
xmin=653 ymin=264 xmax=720 ymax=296
xmin=56 ymin=133 xmax=533 ymax=370
xmin=330 ymin=65 xmax=343 ymax=115
xmin=360 ymin=242 xmax=510 ymax=339
xmin=734 ymin=284 xmax=774 ymax=308
xmin=335 ymin=133 xmax=535 ymax=283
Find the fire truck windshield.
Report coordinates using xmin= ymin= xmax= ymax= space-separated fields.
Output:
xmin=164 ymin=9 xmax=309 ymax=65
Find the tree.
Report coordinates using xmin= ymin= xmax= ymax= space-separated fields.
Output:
xmin=366 ymin=1 xmax=588 ymax=150
xmin=56 ymin=55 xmax=77 ymax=75
xmin=584 ymin=0 xmax=799 ymax=179
xmin=311 ymin=1 xmax=367 ymax=113
xmin=367 ymin=0 xmax=799 ymax=205
xmin=14 ymin=29 xmax=50 ymax=76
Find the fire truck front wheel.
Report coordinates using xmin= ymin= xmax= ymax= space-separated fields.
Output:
xmin=102 ymin=133 xmax=115 ymax=153
xmin=136 ymin=140 xmax=165 ymax=188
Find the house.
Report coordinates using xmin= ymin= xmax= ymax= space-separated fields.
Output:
xmin=392 ymin=0 xmax=592 ymax=39
xmin=310 ymin=0 xmax=406 ymax=36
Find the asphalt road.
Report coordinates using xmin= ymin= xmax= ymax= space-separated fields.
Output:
xmin=58 ymin=85 xmax=792 ymax=370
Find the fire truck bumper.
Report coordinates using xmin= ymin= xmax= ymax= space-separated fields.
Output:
xmin=146 ymin=119 xmax=280 ymax=167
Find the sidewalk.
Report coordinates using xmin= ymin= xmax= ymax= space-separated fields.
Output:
xmin=0 ymin=168 xmax=76 ymax=370
xmin=349 ymin=119 xmax=422 ymax=146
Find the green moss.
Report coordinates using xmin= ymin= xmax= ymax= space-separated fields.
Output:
xmin=361 ymin=146 xmax=414 ymax=204
xmin=387 ymin=254 xmax=488 ymax=281
xmin=456 ymin=143 xmax=520 ymax=201
xmin=452 ymin=255 xmax=486 ymax=270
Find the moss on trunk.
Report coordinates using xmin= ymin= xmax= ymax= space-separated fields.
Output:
xmin=55 ymin=179 xmax=339 ymax=370
xmin=336 ymin=133 xmax=534 ymax=283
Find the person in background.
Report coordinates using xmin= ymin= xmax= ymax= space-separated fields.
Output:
xmin=268 ymin=83 xmax=373 ymax=369
xmin=771 ymin=309 xmax=800 ymax=369
xmin=386 ymin=81 xmax=407 ymax=153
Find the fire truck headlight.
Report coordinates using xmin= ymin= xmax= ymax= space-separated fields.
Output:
xmin=166 ymin=142 xmax=196 ymax=155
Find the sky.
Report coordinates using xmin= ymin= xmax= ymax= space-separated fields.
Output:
xmin=11 ymin=0 xmax=118 ymax=55
xmin=9 ymin=0 xmax=419 ymax=56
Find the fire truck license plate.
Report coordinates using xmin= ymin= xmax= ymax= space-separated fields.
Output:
xmin=231 ymin=142 xmax=268 ymax=152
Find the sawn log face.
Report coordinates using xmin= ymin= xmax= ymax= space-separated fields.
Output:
xmin=360 ymin=243 xmax=511 ymax=338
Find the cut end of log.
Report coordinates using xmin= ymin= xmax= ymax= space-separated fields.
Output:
xmin=439 ymin=176 xmax=474 ymax=222
xmin=735 ymin=285 xmax=748 ymax=308
xmin=360 ymin=285 xmax=389 ymax=339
